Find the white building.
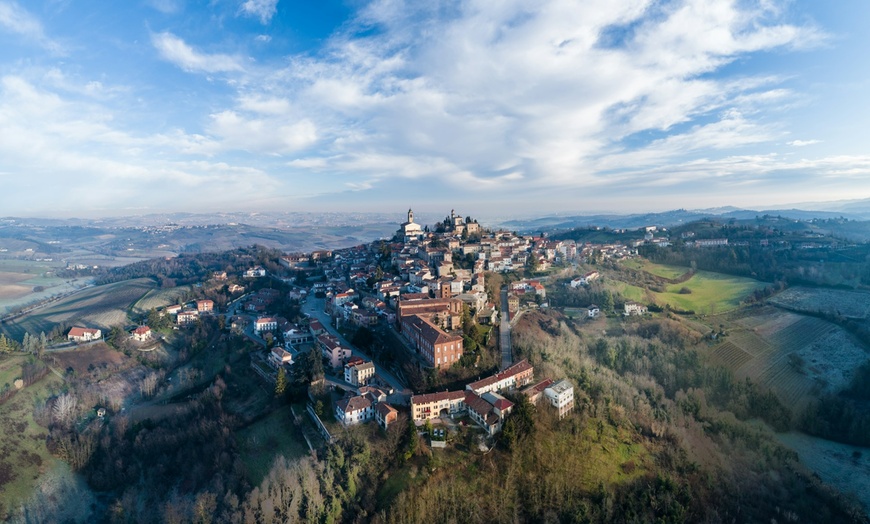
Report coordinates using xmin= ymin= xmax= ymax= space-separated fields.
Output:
xmin=544 ymin=379 xmax=575 ymax=419
xmin=335 ymin=394 xmax=375 ymax=426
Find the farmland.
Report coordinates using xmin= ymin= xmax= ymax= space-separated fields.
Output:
xmin=770 ymin=287 xmax=870 ymax=319
xmin=0 ymin=259 xmax=87 ymax=315
xmin=131 ymin=285 xmax=192 ymax=314
xmin=709 ymin=307 xmax=869 ymax=410
xmin=1 ymin=278 xmax=156 ymax=340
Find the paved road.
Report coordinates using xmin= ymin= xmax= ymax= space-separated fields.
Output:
xmin=499 ymin=287 xmax=512 ymax=370
xmin=302 ymin=297 xmax=409 ymax=394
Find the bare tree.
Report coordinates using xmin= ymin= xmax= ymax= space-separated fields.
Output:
xmin=53 ymin=393 xmax=78 ymax=427
xmin=140 ymin=372 xmax=160 ymax=399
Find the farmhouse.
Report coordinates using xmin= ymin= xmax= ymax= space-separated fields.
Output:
xmin=67 ymin=327 xmax=102 ymax=343
xmin=623 ymin=302 xmax=648 ymax=316
xmin=131 ymin=326 xmax=151 ymax=342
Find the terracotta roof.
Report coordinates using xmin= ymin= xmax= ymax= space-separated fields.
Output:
xmin=523 ymin=378 xmax=554 ymax=396
xmin=132 ymin=326 xmax=151 ymax=335
xmin=337 ymin=395 xmax=373 ymax=413
xmin=464 ymin=391 xmax=499 ymax=426
xmin=411 ymin=390 xmax=465 ymax=405
xmin=467 ymin=359 xmax=533 ymax=393
xmin=68 ymin=327 xmax=99 ymax=337
xmin=375 ymin=402 xmax=398 ymax=417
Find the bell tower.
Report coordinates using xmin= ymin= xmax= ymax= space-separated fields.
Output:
xmin=408 ymin=208 xmax=414 ymax=223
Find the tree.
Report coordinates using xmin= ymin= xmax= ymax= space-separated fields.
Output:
xmin=601 ymin=290 xmax=614 ymax=314
xmin=275 ymin=367 xmax=287 ymax=397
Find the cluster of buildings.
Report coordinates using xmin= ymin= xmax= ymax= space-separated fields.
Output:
xmin=410 ymin=360 xmax=574 ymax=436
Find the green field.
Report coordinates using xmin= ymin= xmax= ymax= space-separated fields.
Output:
xmin=612 ymin=261 xmax=764 ymax=314
xmin=621 ymin=259 xmax=690 ymax=280
xmin=0 ymin=368 xmax=63 ymax=516
xmin=1 ymin=278 xmax=156 ymax=340
xmin=237 ymin=404 xmax=310 ymax=486
xmin=658 ymin=270 xmax=763 ymax=313
xmin=611 ymin=281 xmax=648 ymax=303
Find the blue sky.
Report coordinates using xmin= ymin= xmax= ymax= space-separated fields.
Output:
xmin=1 ymin=0 xmax=869 ymax=218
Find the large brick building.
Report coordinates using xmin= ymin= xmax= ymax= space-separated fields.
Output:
xmin=402 ymin=314 xmax=463 ymax=369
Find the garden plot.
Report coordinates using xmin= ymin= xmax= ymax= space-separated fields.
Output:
xmin=770 ymin=287 xmax=870 ymax=319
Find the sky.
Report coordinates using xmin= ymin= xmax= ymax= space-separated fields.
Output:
xmin=1 ymin=0 xmax=870 ymax=218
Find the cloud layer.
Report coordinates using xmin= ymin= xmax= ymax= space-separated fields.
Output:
xmin=0 ymin=0 xmax=867 ymax=217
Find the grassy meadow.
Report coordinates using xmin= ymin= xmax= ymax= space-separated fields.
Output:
xmin=0 ymin=362 xmax=63 ymax=515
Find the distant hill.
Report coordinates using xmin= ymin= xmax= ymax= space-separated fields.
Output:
xmin=499 ymin=208 xmax=866 ymax=235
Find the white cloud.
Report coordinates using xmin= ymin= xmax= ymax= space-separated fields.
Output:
xmin=147 ymin=0 xmax=182 ymax=14
xmin=0 ymin=1 xmax=63 ymax=53
xmin=239 ymin=0 xmax=279 ymax=24
xmin=151 ymin=32 xmax=244 ymax=73
xmin=244 ymin=0 xmax=822 ymax=197
xmin=788 ymin=139 xmax=821 ymax=147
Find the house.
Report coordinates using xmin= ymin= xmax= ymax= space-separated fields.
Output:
xmin=344 ymin=358 xmax=376 ymax=386
xmin=544 ymin=379 xmax=575 ymax=419
xmin=131 ymin=326 xmax=151 ymax=342
xmin=244 ymin=266 xmax=267 ymax=278
xmin=522 ymin=378 xmax=554 ymax=405
xmin=212 ymin=271 xmax=227 ymax=281
xmin=67 ymin=327 xmax=102 ymax=343
xmin=466 ymin=360 xmax=534 ymax=396
xmin=228 ymin=284 xmax=245 ymax=294
xmin=375 ymin=402 xmax=399 ymax=430
xmin=693 ymin=238 xmax=728 ymax=247
xmin=269 ymin=346 xmax=294 ymax=368
xmin=587 ymin=305 xmax=600 ymax=318
xmin=254 ymin=317 xmax=278 ymax=334
xmin=177 ymin=310 xmax=199 ymax=324
xmin=335 ymin=394 xmax=375 ymax=426
xmin=318 ymin=334 xmax=351 ymax=369
xmin=465 ymin=391 xmax=514 ymax=436
xmin=411 ymin=390 xmax=467 ymax=421
xmin=165 ymin=304 xmax=182 ymax=315
xmin=195 ymin=299 xmax=214 ymax=312
xmin=623 ymin=302 xmax=648 ymax=316
xmin=570 ymin=271 xmax=600 ymax=288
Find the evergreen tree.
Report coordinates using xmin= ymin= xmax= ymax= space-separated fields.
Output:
xmin=275 ymin=367 xmax=287 ymax=397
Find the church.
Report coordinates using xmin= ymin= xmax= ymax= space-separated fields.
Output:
xmin=398 ymin=209 xmax=424 ymax=243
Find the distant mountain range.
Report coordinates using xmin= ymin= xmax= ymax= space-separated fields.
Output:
xmin=497 ymin=204 xmax=870 ymax=234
